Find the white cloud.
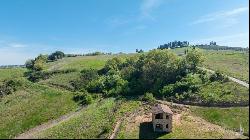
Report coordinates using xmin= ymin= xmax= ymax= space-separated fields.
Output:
xmin=140 ymin=0 xmax=163 ymax=20
xmin=8 ymin=43 xmax=27 ymax=48
xmin=190 ymin=6 xmax=249 ymax=25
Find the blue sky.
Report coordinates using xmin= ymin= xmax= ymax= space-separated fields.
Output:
xmin=0 ymin=0 xmax=249 ymax=65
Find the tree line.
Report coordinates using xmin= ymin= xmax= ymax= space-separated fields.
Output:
xmin=158 ymin=41 xmax=190 ymax=49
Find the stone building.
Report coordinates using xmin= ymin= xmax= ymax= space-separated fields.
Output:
xmin=152 ymin=104 xmax=173 ymax=133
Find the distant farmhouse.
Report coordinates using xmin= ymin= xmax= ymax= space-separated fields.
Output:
xmin=152 ymin=104 xmax=173 ymax=133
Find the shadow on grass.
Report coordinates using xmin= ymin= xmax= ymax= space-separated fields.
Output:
xmin=139 ymin=122 xmax=167 ymax=139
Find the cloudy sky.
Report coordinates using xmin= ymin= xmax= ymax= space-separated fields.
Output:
xmin=0 ymin=0 xmax=249 ymax=65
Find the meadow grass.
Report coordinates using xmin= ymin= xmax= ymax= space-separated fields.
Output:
xmin=0 ymin=68 xmax=26 ymax=82
xmin=170 ymin=47 xmax=249 ymax=82
xmin=191 ymin=106 xmax=249 ymax=136
xmin=198 ymin=81 xmax=249 ymax=104
xmin=0 ymin=78 xmax=78 ymax=138
xmin=46 ymin=55 xmax=114 ymax=71
xmin=35 ymin=98 xmax=117 ymax=139
xmin=203 ymin=50 xmax=249 ymax=83
xmin=33 ymin=98 xmax=141 ymax=139
xmin=39 ymin=71 xmax=81 ymax=90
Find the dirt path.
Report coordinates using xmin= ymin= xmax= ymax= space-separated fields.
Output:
xmin=200 ymin=67 xmax=249 ymax=88
xmin=15 ymin=107 xmax=85 ymax=139
xmin=109 ymin=120 xmax=122 ymax=139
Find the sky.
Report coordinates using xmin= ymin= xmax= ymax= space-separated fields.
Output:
xmin=0 ymin=0 xmax=249 ymax=65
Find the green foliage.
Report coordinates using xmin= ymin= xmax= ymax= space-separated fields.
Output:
xmin=209 ymin=70 xmax=229 ymax=82
xmin=71 ymin=69 xmax=99 ymax=91
xmin=85 ymin=51 xmax=105 ymax=56
xmin=100 ymin=57 xmax=125 ymax=74
xmin=26 ymin=54 xmax=48 ymax=71
xmin=198 ymin=81 xmax=249 ymax=104
xmin=48 ymin=51 xmax=65 ymax=61
xmin=33 ymin=54 xmax=47 ymax=71
xmin=185 ymin=49 xmax=204 ymax=71
xmin=25 ymin=59 xmax=34 ymax=69
xmin=26 ymin=69 xmax=77 ymax=82
xmin=87 ymin=74 xmax=128 ymax=97
xmin=141 ymin=92 xmax=156 ymax=103
xmin=84 ymin=49 xmax=205 ymax=99
xmin=160 ymin=74 xmax=202 ymax=100
xmin=73 ymin=90 xmax=93 ymax=105
xmin=0 ymin=79 xmax=23 ymax=98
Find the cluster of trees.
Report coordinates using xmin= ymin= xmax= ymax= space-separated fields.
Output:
xmin=48 ymin=51 xmax=65 ymax=61
xmin=25 ymin=51 xmax=66 ymax=71
xmin=158 ymin=41 xmax=189 ymax=50
xmin=85 ymin=51 xmax=113 ymax=56
xmin=71 ymin=49 xmax=206 ymax=103
xmin=136 ymin=49 xmax=144 ymax=53
xmin=209 ymin=41 xmax=217 ymax=46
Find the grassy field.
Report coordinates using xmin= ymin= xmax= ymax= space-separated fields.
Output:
xmin=46 ymin=55 xmax=113 ymax=71
xmin=198 ymin=81 xmax=249 ymax=105
xmin=170 ymin=47 xmax=249 ymax=83
xmin=0 ymin=52 xmax=248 ymax=139
xmin=203 ymin=50 xmax=249 ymax=83
xmin=34 ymin=98 xmax=116 ymax=139
xmin=0 ymin=79 xmax=78 ymax=138
xmin=191 ymin=106 xmax=249 ymax=136
xmin=39 ymin=71 xmax=81 ymax=90
xmin=32 ymin=98 xmax=141 ymax=139
xmin=0 ymin=68 xmax=26 ymax=82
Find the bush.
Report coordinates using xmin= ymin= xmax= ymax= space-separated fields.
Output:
xmin=27 ymin=71 xmax=49 ymax=82
xmin=76 ymin=49 xmax=205 ymax=99
xmin=185 ymin=49 xmax=204 ymax=71
xmin=160 ymin=84 xmax=175 ymax=97
xmin=73 ymin=90 xmax=93 ymax=105
xmin=160 ymin=74 xmax=202 ymax=100
xmin=141 ymin=92 xmax=156 ymax=103
xmin=71 ymin=69 xmax=99 ymax=91
xmin=0 ymin=79 xmax=23 ymax=98
xmin=25 ymin=59 xmax=35 ymax=69
xmin=209 ymin=70 xmax=229 ymax=82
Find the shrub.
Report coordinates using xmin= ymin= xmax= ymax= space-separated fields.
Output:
xmin=185 ymin=49 xmax=204 ymax=71
xmin=73 ymin=90 xmax=93 ymax=105
xmin=160 ymin=84 xmax=175 ymax=97
xmin=160 ymin=74 xmax=202 ymax=100
xmin=209 ymin=70 xmax=229 ymax=82
xmin=71 ymin=69 xmax=99 ymax=91
xmin=25 ymin=59 xmax=35 ymax=70
xmin=0 ymin=79 xmax=23 ymax=98
xmin=141 ymin=92 xmax=156 ymax=103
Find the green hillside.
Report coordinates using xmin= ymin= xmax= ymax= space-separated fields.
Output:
xmin=0 ymin=49 xmax=249 ymax=139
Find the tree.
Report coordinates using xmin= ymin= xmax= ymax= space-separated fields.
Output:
xmin=25 ymin=59 xmax=34 ymax=70
xmin=185 ymin=49 xmax=204 ymax=71
xmin=33 ymin=54 xmax=47 ymax=71
xmin=48 ymin=51 xmax=65 ymax=61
